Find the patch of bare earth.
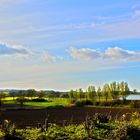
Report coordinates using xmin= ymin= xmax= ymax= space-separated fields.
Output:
xmin=0 ymin=106 xmax=140 ymax=128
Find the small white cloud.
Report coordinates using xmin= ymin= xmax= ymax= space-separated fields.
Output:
xmin=104 ymin=47 xmax=140 ymax=61
xmin=104 ymin=47 xmax=132 ymax=60
xmin=42 ymin=51 xmax=63 ymax=63
xmin=69 ymin=47 xmax=101 ymax=61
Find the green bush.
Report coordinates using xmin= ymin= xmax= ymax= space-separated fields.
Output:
xmin=130 ymin=101 xmax=140 ymax=108
xmin=0 ymin=129 xmax=4 ymax=140
xmin=31 ymin=98 xmax=47 ymax=102
xmin=75 ymin=100 xmax=93 ymax=106
xmin=97 ymin=100 xmax=130 ymax=107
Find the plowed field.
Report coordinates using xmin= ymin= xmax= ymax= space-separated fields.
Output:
xmin=0 ymin=107 xmax=140 ymax=128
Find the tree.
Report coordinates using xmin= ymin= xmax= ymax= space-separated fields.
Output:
xmin=102 ymin=84 xmax=110 ymax=102
xmin=118 ymin=81 xmax=129 ymax=100
xmin=16 ymin=90 xmax=26 ymax=107
xmin=9 ymin=92 xmax=16 ymax=100
xmin=97 ymin=87 xmax=102 ymax=102
xmin=26 ymin=89 xmax=37 ymax=99
xmin=110 ymin=81 xmax=119 ymax=100
xmin=124 ymin=82 xmax=130 ymax=98
xmin=77 ymin=88 xmax=84 ymax=100
xmin=68 ymin=89 xmax=75 ymax=102
xmin=87 ymin=85 xmax=96 ymax=101
xmin=37 ymin=90 xmax=46 ymax=99
xmin=133 ymin=89 xmax=137 ymax=94
xmin=0 ymin=92 xmax=6 ymax=106
xmin=59 ymin=93 xmax=69 ymax=98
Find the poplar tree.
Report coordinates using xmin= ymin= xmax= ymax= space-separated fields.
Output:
xmin=102 ymin=84 xmax=110 ymax=102
xmin=87 ymin=85 xmax=96 ymax=101
xmin=97 ymin=87 xmax=102 ymax=102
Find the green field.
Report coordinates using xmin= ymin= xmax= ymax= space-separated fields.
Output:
xmin=3 ymin=98 xmax=71 ymax=107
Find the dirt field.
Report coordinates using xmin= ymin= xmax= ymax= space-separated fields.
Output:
xmin=0 ymin=106 xmax=140 ymax=128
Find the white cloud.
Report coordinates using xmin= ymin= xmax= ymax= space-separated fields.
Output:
xmin=104 ymin=47 xmax=132 ymax=60
xmin=69 ymin=47 xmax=101 ymax=61
xmin=0 ymin=42 xmax=62 ymax=62
xmin=0 ymin=42 xmax=32 ymax=57
xmin=42 ymin=51 xmax=63 ymax=63
xmin=104 ymin=47 xmax=140 ymax=61
xmin=69 ymin=47 xmax=140 ymax=62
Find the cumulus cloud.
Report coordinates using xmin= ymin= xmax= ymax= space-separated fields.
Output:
xmin=104 ymin=47 xmax=132 ymax=59
xmin=69 ymin=47 xmax=101 ymax=61
xmin=69 ymin=47 xmax=140 ymax=62
xmin=42 ymin=51 xmax=63 ymax=63
xmin=104 ymin=47 xmax=140 ymax=61
xmin=0 ymin=42 xmax=31 ymax=57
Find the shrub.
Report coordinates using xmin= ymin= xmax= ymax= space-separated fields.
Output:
xmin=130 ymin=101 xmax=140 ymax=108
xmin=99 ymin=101 xmax=111 ymax=106
xmin=75 ymin=100 xmax=93 ymax=106
xmin=0 ymin=130 xmax=4 ymax=140
xmin=31 ymin=98 xmax=47 ymax=102
xmin=127 ymin=126 xmax=140 ymax=139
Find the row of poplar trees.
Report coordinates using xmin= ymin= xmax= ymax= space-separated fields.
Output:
xmin=68 ymin=81 xmax=130 ymax=102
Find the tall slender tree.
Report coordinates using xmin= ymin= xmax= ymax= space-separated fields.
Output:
xmin=68 ymin=89 xmax=75 ymax=102
xmin=102 ymin=84 xmax=110 ymax=102
xmin=77 ymin=88 xmax=84 ymax=100
xmin=0 ymin=92 xmax=6 ymax=106
xmin=119 ymin=81 xmax=129 ymax=100
xmin=97 ymin=87 xmax=102 ymax=102
xmin=87 ymin=85 xmax=96 ymax=101
xmin=110 ymin=81 xmax=119 ymax=100
xmin=17 ymin=90 xmax=26 ymax=107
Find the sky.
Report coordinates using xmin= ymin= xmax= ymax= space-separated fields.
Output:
xmin=0 ymin=0 xmax=140 ymax=91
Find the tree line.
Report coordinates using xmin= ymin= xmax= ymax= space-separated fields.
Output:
xmin=0 ymin=81 xmax=134 ymax=106
xmin=68 ymin=81 xmax=130 ymax=102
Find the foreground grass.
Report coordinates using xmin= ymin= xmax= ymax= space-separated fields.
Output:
xmin=0 ymin=112 xmax=140 ymax=140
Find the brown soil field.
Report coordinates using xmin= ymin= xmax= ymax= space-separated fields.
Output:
xmin=0 ymin=107 xmax=140 ymax=128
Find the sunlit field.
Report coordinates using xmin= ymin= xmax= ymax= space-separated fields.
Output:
xmin=3 ymin=98 xmax=71 ymax=107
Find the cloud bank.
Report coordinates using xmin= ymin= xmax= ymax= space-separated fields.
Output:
xmin=69 ymin=47 xmax=140 ymax=62
xmin=0 ymin=42 xmax=140 ymax=63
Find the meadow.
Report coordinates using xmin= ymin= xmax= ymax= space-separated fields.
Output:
xmin=3 ymin=98 xmax=70 ymax=107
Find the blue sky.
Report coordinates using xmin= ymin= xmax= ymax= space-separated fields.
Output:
xmin=0 ymin=0 xmax=140 ymax=91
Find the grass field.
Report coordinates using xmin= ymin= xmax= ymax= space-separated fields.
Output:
xmin=3 ymin=98 xmax=71 ymax=107
xmin=25 ymin=98 xmax=70 ymax=107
